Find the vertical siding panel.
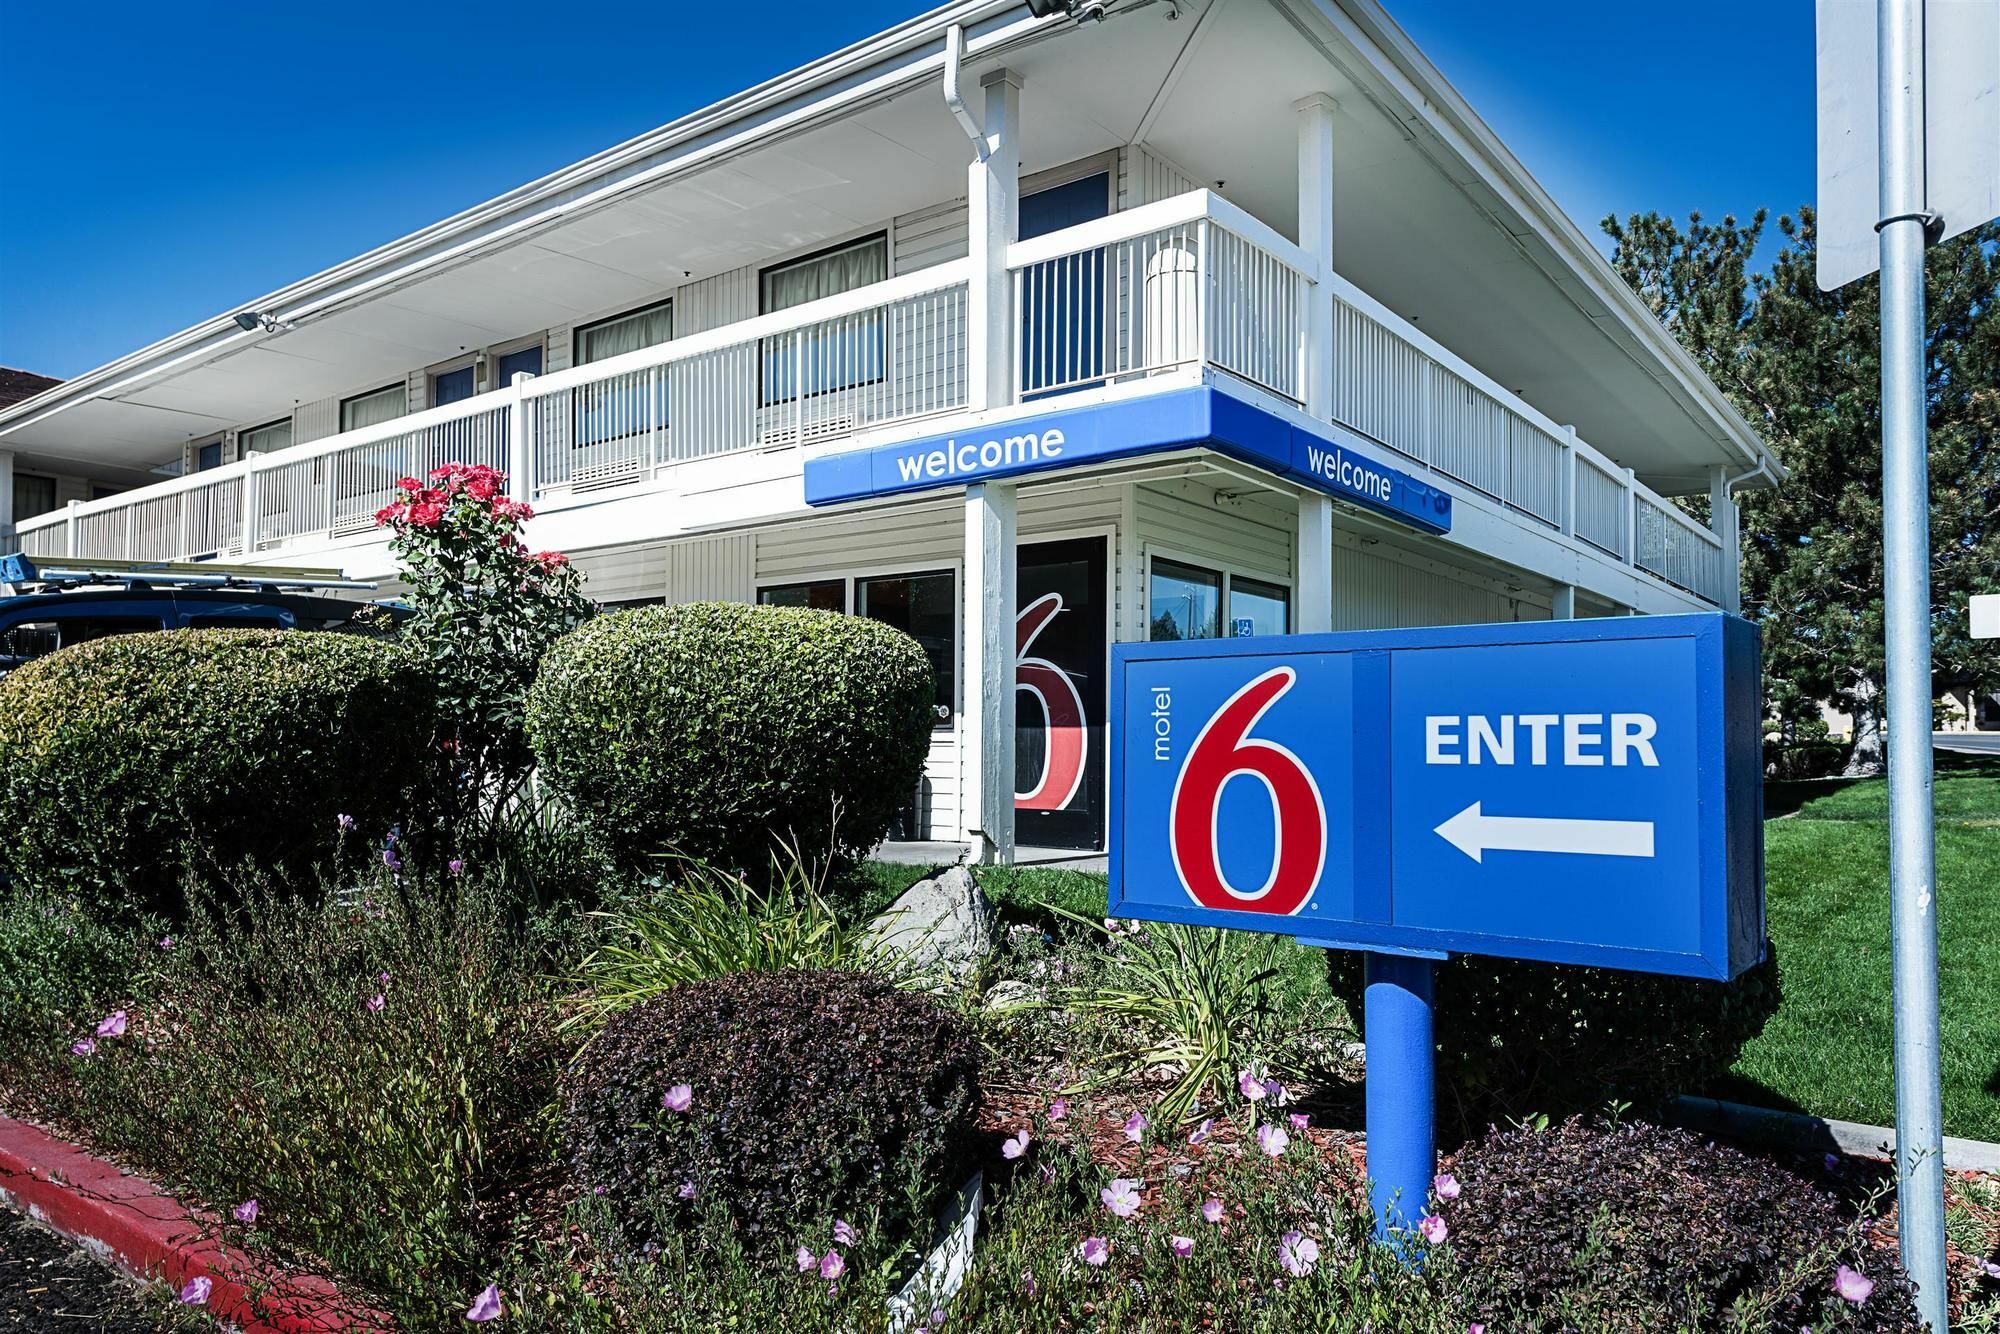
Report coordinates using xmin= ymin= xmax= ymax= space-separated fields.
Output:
xmin=293 ymin=397 xmax=339 ymax=445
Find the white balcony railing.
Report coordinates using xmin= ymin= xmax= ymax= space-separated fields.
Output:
xmin=13 ymin=189 xmax=1727 ymax=606
xmin=1325 ymin=272 xmax=1727 ymax=604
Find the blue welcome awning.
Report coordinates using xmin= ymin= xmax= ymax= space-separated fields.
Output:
xmin=801 ymin=385 xmax=1452 ymax=535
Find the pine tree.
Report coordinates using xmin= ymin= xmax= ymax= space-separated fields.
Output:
xmin=1603 ymin=208 xmax=1999 ymax=774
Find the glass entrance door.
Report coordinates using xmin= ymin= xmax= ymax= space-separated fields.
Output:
xmin=1014 ymin=536 xmax=1108 ymax=851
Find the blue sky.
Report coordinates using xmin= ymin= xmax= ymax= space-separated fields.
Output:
xmin=0 ymin=0 xmax=1816 ymax=380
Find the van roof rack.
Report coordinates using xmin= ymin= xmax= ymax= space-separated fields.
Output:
xmin=1 ymin=553 xmax=381 ymax=594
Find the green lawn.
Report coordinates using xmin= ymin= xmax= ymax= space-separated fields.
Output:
xmin=1722 ymin=756 xmax=2000 ymax=1141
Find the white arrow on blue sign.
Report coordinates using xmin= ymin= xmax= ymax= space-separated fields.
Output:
xmin=1107 ymin=614 xmax=1765 ymax=980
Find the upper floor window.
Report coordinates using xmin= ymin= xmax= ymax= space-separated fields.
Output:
xmin=196 ymin=440 xmax=224 ymax=472
xmin=12 ymin=472 xmax=57 ymax=524
xmin=759 ymin=234 xmax=888 ymax=407
xmin=240 ymin=418 xmax=293 ymax=456
xmin=574 ymin=302 xmax=674 ymax=449
xmin=341 ymin=384 xmax=406 ymax=433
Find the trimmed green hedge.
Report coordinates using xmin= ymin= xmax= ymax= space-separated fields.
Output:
xmin=525 ymin=602 xmax=934 ymax=873
xmin=0 ymin=630 xmax=434 ymax=911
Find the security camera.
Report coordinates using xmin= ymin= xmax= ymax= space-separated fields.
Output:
xmin=1026 ymin=0 xmax=1109 ymax=20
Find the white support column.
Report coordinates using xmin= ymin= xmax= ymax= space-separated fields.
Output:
xmin=1559 ymin=426 xmax=1579 ymax=540
xmin=1296 ymin=493 xmax=1335 ymax=633
xmin=968 ymin=69 xmax=1022 ymax=412
xmin=1551 ymin=584 xmax=1576 ymax=620
xmin=507 ymin=371 xmax=535 ymax=503
xmin=239 ymin=459 xmax=259 ymax=558
xmin=962 ymin=481 xmax=1017 ymax=864
xmin=64 ymin=499 xmax=80 ymax=557
xmin=1709 ymin=464 xmax=1742 ymax=614
xmin=1294 ymin=93 xmax=1337 ymax=420
xmin=0 ymin=451 xmax=14 ymax=554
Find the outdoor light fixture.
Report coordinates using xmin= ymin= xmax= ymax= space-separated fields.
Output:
xmin=231 ymin=310 xmax=293 ymax=334
xmin=1025 ymin=0 xmax=1108 ymax=21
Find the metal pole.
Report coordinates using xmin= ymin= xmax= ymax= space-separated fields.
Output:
xmin=1363 ymin=951 xmax=1436 ymax=1246
xmin=1876 ymin=0 xmax=1947 ymax=1326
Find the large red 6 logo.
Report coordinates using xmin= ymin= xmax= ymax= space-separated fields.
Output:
xmin=1016 ymin=592 xmax=1087 ymax=811
xmin=1168 ymin=667 xmax=1326 ymax=916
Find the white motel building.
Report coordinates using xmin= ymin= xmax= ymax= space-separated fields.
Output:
xmin=0 ymin=0 xmax=1779 ymax=863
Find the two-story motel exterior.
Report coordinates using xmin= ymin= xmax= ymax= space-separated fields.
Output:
xmin=0 ymin=0 xmax=1779 ymax=863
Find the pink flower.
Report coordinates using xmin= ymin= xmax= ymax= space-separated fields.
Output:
xmin=1079 ymin=1236 xmax=1110 ymax=1266
xmin=448 ymin=858 xmax=465 ymax=876
xmin=1189 ymin=1118 xmax=1212 ymax=1145
xmin=678 ymin=1181 xmax=696 ymax=1199
xmin=1979 ymin=1257 xmax=2000 ymax=1280
xmin=1468 ymin=1325 xmax=1486 ymax=1334
xmin=1002 ymin=1130 xmax=1030 ymax=1160
xmin=1434 ymin=1172 xmax=1461 ymax=1200
xmin=1047 ymin=1097 xmax=1069 ymax=1122
xmin=1287 ymin=1112 xmax=1309 ymax=1133
xmin=95 ymin=1011 xmax=127 ymax=1039
xmin=336 ymin=813 xmax=356 ymax=833
xmin=662 ymin=1084 xmax=693 ymax=1112
xmin=1201 ymin=1197 xmax=1224 ymax=1224
xmin=365 ymin=994 xmax=385 ymax=1013
xmin=1123 ymin=1111 xmax=1148 ymax=1143
xmin=378 ymin=972 xmax=390 ymax=987
xmin=796 ymin=1245 xmax=816 ymax=1272
xmin=178 ymin=1275 xmax=212 ymax=1306
xmin=819 ymin=1251 xmax=846 ymax=1281
xmin=1169 ymin=1235 xmax=1194 ymax=1258
xmin=70 ymin=1037 xmax=95 ymax=1057
xmin=1263 ymin=1078 xmax=1285 ymax=1103
xmin=833 ymin=1218 xmax=858 ymax=1246
xmin=1100 ymin=1178 xmax=1142 ymax=1218
xmin=1834 ymin=1264 xmax=1874 ymax=1304
xmin=1419 ymin=1213 xmax=1448 ymax=1245
xmin=1256 ymin=1124 xmax=1289 ymax=1158
xmin=1238 ymin=1068 xmax=1267 ymax=1101
xmin=465 ymin=1283 xmax=504 ymax=1322
xmin=233 ymin=1199 xmax=258 ymax=1224
xmin=929 ymin=1308 xmax=946 ymax=1328
xmin=1279 ymin=1230 xmax=1320 ymax=1277
xmin=159 ymin=936 xmax=173 ymax=949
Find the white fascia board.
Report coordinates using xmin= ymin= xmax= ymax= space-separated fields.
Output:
xmin=0 ymin=0 xmax=1055 ymax=444
xmin=1283 ymin=0 xmax=1784 ymax=486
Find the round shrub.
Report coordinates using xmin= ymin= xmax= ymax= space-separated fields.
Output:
xmin=0 ymin=630 xmax=433 ymax=912
xmin=525 ymin=602 xmax=934 ymax=873
xmin=1446 ymin=1117 xmax=1920 ymax=1332
xmin=1326 ymin=945 xmax=1781 ymax=1138
xmin=562 ymin=967 xmax=980 ymax=1257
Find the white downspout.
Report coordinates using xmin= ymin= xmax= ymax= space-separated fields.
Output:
xmin=943 ymin=24 xmax=990 ymax=161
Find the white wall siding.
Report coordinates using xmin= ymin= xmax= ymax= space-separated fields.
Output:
xmin=1129 ymin=145 xmax=1201 ymax=207
xmin=405 ymin=369 xmax=429 ymax=414
xmin=677 ymin=267 xmax=759 ymax=336
xmin=1330 ymin=538 xmax=1546 ymax=629
xmin=545 ymin=324 xmax=574 ymax=375
xmin=1135 ymin=480 xmax=1293 ymax=582
xmin=573 ymin=533 xmax=755 ymax=605
xmin=892 ymin=199 xmax=968 ymax=274
xmin=294 ymin=397 xmax=339 ymax=446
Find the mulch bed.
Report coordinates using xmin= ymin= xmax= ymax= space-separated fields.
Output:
xmin=0 ymin=1212 xmax=164 ymax=1333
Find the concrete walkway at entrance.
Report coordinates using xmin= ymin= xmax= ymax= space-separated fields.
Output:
xmin=1935 ymin=731 xmax=2000 ymax=757
xmin=876 ymin=841 xmax=1108 ymax=873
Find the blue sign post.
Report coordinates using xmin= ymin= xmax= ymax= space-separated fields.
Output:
xmin=1107 ymin=614 xmax=1764 ymax=1241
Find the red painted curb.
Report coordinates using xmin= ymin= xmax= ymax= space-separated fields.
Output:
xmin=0 ymin=1113 xmax=393 ymax=1332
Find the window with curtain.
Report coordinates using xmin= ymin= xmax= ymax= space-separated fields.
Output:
xmin=240 ymin=418 xmax=293 ymax=456
xmin=341 ymin=385 xmax=407 ymax=433
xmin=575 ymin=302 xmax=673 ymax=448
xmin=759 ymin=235 xmax=888 ymax=407
xmin=12 ymin=473 xmax=57 ymax=524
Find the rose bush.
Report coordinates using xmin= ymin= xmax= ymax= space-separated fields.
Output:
xmin=375 ymin=463 xmax=593 ymax=836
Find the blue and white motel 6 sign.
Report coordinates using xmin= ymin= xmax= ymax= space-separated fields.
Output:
xmin=1108 ymin=613 xmax=1765 ymax=980
xmin=1108 ymin=614 xmax=1764 ymax=1238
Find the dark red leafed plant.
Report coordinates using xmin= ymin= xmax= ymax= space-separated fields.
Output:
xmin=376 ymin=463 xmax=593 ymax=835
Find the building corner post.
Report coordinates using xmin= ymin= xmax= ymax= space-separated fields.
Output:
xmin=1294 ymin=93 xmax=1337 ymax=422
xmin=507 ymin=371 xmax=535 ymax=503
xmin=968 ymin=68 xmax=1022 ymax=412
xmin=963 ymin=481 xmax=1018 ymax=864
xmin=1296 ymin=492 xmax=1334 ymax=634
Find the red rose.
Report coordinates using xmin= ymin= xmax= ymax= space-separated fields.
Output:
xmin=409 ymin=502 xmax=445 ymax=527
